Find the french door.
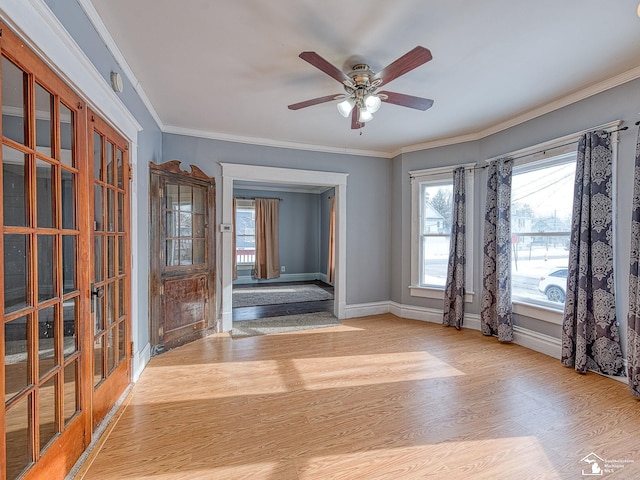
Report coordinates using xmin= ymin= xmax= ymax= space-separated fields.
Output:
xmin=88 ymin=112 xmax=131 ymax=430
xmin=0 ymin=23 xmax=131 ymax=479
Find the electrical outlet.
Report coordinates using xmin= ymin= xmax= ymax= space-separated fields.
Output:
xmin=281 ymin=266 xmax=285 ymax=272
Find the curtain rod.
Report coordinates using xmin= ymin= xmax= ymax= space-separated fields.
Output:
xmin=502 ymin=125 xmax=630 ymax=164
xmin=409 ymin=120 xmax=628 ymax=179
xmin=484 ymin=120 xmax=626 ymax=164
xmin=235 ymin=196 xmax=283 ymax=201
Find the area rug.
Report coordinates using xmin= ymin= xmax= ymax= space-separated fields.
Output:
xmin=231 ymin=311 xmax=340 ymax=338
xmin=232 ymin=283 xmax=333 ymax=308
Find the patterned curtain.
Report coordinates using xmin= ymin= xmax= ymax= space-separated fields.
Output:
xmin=561 ymin=131 xmax=624 ymax=376
xmin=481 ymin=158 xmax=513 ymax=342
xmin=629 ymin=127 xmax=640 ymax=397
xmin=443 ymin=167 xmax=466 ymax=329
xmin=254 ymin=198 xmax=281 ymax=280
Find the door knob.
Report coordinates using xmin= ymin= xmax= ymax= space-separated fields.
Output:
xmin=91 ymin=285 xmax=105 ymax=298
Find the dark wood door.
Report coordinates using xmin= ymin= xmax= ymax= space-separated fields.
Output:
xmin=150 ymin=161 xmax=216 ymax=352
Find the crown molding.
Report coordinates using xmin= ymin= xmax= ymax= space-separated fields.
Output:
xmin=164 ymin=125 xmax=391 ymax=158
xmin=397 ymin=64 xmax=640 ymax=157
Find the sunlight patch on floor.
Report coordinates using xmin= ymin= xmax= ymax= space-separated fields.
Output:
xmin=292 ymin=351 xmax=465 ymax=390
xmin=130 ymin=359 xmax=293 ymax=403
xmin=296 ymin=436 xmax=562 ymax=480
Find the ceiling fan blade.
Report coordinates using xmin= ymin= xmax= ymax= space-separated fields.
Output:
xmin=373 ymin=46 xmax=432 ymax=86
xmin=351 ymin=107 xmax=364 ymax=129
xmin=288 ymin=94 xmax=343 ymax=110
xmin=379 ymin=91 xmax=434 ymax=111
xmin=299 ymin=51 xmax=351 ymax=84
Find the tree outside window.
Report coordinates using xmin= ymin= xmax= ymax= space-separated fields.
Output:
xmin=420 ymin=182 xmax=453 ymax=287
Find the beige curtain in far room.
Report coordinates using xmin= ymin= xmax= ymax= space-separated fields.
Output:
xmin=254 ymin=198 xmax=280 ymax=279
xmin=327 ymin=196 xmax=336 ymax=284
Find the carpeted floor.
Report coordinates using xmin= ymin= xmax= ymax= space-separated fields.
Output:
xmin=232 ymin=283 xmax=333 ymax=308
xmin=231 ymin=311 xmax=340 ymax=338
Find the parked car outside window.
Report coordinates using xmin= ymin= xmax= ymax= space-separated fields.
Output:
xmin=538 ymin=268 xmax=567 ymax=303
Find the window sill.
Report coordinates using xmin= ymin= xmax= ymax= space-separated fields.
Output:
xmin=512 ymin=300 xmax=564 ymax=325
xmin=409 ymin=286 xmax=474 ymax=303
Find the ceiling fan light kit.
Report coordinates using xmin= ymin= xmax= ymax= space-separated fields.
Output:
xmin=288 ymin=46 xmax=434 ymax=130
xmin=337 ymin=97 xmax=356 ymax=117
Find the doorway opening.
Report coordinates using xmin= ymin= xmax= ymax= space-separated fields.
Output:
xmin=231 ymin=183 xmax=335 ymax=322
xmin=220 ymin=163 xmax=347 ymax=332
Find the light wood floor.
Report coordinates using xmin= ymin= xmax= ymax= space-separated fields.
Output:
xmin=77 ymin=315 xmax=640 ymax=479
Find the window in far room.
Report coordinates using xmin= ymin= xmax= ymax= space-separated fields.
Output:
xmin=235 ymin=198 xmax=255 ymax=265
xmin=410 ymin=165 xmax=474 ymax=299
xmin=510 ymin=152 xmax=576 ymax=309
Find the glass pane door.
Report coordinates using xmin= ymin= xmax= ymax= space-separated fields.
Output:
xmin=90 ymin=113 xmax=130 ymax=429
xmin=2 ymin=54 xmax=81 ymax=479
xmin=165 ymin=183 xmax=208 ymax=267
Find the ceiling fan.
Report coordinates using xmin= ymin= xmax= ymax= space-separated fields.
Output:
xmin=288 ymin=46 xmax=434 ymax=129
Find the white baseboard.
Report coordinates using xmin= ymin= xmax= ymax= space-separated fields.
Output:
xmin=132 ymin=342 xmax=151 ymax=382
xmin=513 ymin=326 xmax=562 ymax=359
xmin=351 ymin=301 xmax=561 ymax=360
xmin=344 ymin=301 xmax=389 ymax=319
xmin=232 ymin=272 xmax=325 ymax=285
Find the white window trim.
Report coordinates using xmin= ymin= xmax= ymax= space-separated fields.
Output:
xmin=512 ymin=301 xmax=564 ymax=325
xmin=409 ymin=163 xmax=475 ymax=301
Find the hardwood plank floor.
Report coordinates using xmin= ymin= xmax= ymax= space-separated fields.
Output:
xmin=77 ymin=315 xmax=640 ymax=479
xmin=232 ymin=281 xmax=334 ymax=321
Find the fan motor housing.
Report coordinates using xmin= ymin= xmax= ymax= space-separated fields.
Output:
xmin=350 ymin=64 xmax=373 ymax=87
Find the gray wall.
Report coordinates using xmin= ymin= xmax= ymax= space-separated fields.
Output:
xmin=163 ymin=135 xmax=392 ymax=305
xmin=392 ymin=76 xmax=640 ymax=347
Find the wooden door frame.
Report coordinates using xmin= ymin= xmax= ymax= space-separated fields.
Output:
xmin=149 ymin=161 xmax=216 ymax=351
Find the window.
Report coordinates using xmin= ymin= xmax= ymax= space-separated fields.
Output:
xmin=235 ymin=199 xmax=255 ymax=265
xmin=410 ymin=165 xmax=474 ymax=299
xmin=510 ymin=152 xmax=576 ymax=309
xmin=419 ymin=181 xmax=453 ymax=287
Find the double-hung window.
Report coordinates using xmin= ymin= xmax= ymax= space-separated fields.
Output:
xmin=502 ymin=121 xmax=620 ymax=321
xmin=510 ymin=152 xmax=576 ymax=309
xmin=410 ymin=165 xmax=475 ymax=299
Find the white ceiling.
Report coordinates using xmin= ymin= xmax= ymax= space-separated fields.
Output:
xmin=88 ymin=0 xmax=640 ymax=157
